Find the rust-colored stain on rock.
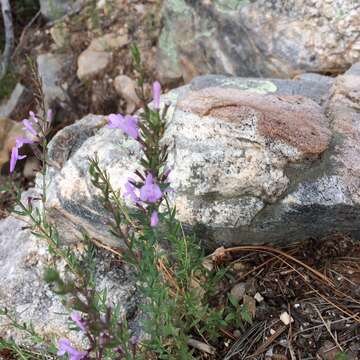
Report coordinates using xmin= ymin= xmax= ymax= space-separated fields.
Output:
xmin=178 ymin=87 xmax=331 ymax=155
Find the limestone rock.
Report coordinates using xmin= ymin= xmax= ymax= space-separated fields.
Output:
xmin=37 ymin=53 xmax=67 ymax=111
xmin=45 ymin=114 xmax=142 ymax=245
xmin=230 ymin=283 xmax=246 ymax=302
xmin=41 ymin=72 xmax=360 ymax=247
xmin=0 ymin=83 xmax=32 ymax=120
xmin=0 ymin=211 xmax=137 ymax=345
xmin=114 ymin=75 xmax=141 ymax=113
xmin=39 ymin=0 xmax=73 ymax=20
xmin=77 ymin=50 xmax=112 ymax=81
xmin=88 ymin=33 xmax=129 ymax=52
xmin=77 ymin=33 xmax=129 ymax=81
xmin=157 ymin=0 xmax=360 ymax=82
xmin=50 ymin=22 xmax=70 ymax=48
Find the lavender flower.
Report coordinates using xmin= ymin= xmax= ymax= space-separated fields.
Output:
xmin=47 ymin=109 xmax=53 ymax=123
xmin=150 ymin=210 xmax=159 ymax=227
xmin=57 ymin=339 xmax=87 ymax=360
xmin=9 ymin=137 xmax=34 ymax=173
xmin=152 ymin=81 xmax=161 ymax=110
xmin=163 ymin=167 xmax=171 ymax=179
xmin=22 ymin=119 xmax=37 ymax=136
xmin=130 ymin=335 xmax=139 ymax=346
xmin=124 ymin=180 xmax=139 ymax=204
xmin=70 ymin=312 xmax=87 ymax=332
xmin=15 ymin=137 xmax=34 ymax=148
xmin=29 ymin=111 xmax=38 ymax=123
xmin=139 ymin=174 xmax=162 ymax=203
xmin=108 ymin=114 xmax=139 ymax=140
xmin=10 ymin=147 xmax=26 ymax=173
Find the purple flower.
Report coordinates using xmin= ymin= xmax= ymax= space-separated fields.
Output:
xmin=139 ymin=174 xmax=162 ymax=203
xmin=124 ymin=180 xmax=139 ymax=204
xmin=57 ymin=339 xmax=87 ymax=360
xmin=152 ymin=81 xmax=161 ymax=110
xmin=9 ymin=137 xmax=34 ymax=173
xmin=47 ymin=109 xmax=53 ymax=123
xmin=29 ymin=111 xmax=38 ymax=123
xmin=150 ymin=210 xmax=159 ymax=227
xmin=130 ymin=335 xmax=139 ymax=346
xmin=163 ymin=167 xmax=171 ymax=179
xmin=70 ymin=312 xmax=87 ymax=332
xmin=115 ymin=346 xmax=125 ymax=354
xmin=15 ymin=137 xmax=34 ymax=148
xmin=22 ymin=119 xmax=37 ymax=136
xmin=108 ymin=114 xmax=139 ymax=140
xmin=10 ymin=147 xmax=26 ymax=173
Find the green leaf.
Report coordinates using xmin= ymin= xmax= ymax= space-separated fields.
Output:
xmin=335 ymin=352 xmax=349 ymax=360
xmin=240 ymin=305 xmax=253 ymax=325
xmin=228 ymin=294 xmax=239 ymax=308
xmin=43 ymin=268 xmax=60 ymax=283
xmin=130 ymin=44 xmax=141 ymax=67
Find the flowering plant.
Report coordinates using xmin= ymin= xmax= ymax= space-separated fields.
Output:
xmin=1 ymin=47 xmax=241 ymax=360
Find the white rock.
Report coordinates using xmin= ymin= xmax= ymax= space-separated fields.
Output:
xmin=77 ymin=50 xmax=112 ymax=81
xmin=37 ymin=53 xmax=67 ymax=111
xmin=89 ymin=33 xmax=129 ymax=52
xmin=254 ymin=292 xmax=264 ymax=303
xmin=0 ymin=209 xmax=137 ymax=344
xmin=114 ymin=75 xmax=141 ymax=113
xmin=43 ymin=70 xmax=360 ymax=247
xmin=230 ymin=283 xmax=246 ymax=301
xmin=280 ymin=311 xmax=294 ymax=326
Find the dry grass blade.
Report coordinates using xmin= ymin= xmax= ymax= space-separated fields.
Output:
xmin=313 ymin=305 xmax=343 ymax=352
xmin=218 ymin=245 xmax=334 ymax=286
xmin=274 ymin=254 xmax=360 ymax=322
xmin=224 ymin=321 xmax=266 ymax=360
xmin=248 ymin=325 xmax=287 ymax=358
xmin=187 ymin=338 xmax=216 ymax=355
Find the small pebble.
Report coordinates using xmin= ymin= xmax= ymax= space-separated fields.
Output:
xmin=254 ymin=292 xmax=264 ymax=303
xmin=230 ymin=283 xmax=246 ymax=301
xmin=280 ymin=311 xmax=294 ymax=325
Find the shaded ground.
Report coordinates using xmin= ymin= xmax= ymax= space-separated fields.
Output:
xmin=0 ymin=233 xmax=359 ymax=359
xmin=198 ymin=234 xmax=360 ymax=359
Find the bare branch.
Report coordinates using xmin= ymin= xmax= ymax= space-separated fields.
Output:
xmin=0 ymin=0 xmax=14 ymax=80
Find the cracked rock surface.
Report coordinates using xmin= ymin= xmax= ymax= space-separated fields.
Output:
xmin=0 ymin=196 xmax=137 ymax=345
xmin=157 ymin=0 xmax=360 ymax=82
xmin=43 ymin=67 xmax=360 ymax=247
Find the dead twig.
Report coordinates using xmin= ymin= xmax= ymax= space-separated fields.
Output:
xmin=187 ymin=338 xmax=216 ymax=355
xmin=293 ymin=314 xmax=359 ymax=337
xmin=248 ymin=325 xmax=287 ymax=358
xmin=211 ymin=245 xmax=334 ymax=286
xmin=12 ymin=10 xmax=41 ymax=59
xmin=0 ymin=0 xmax=14 ymax=80
xmin=313 ymin=305 xmax=344 ymax=352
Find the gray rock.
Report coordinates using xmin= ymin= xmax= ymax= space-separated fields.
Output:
xmin=114 ymin=75 xmax=141 ymax=114
xmin=43 ymin=70 xmax=360 ymax=247
xmin=37 ymin=53 xmax=67 ymax=112
xmin=45 ymin=114 xmax=142 ymax=246
xmin=230 ymin=283 xmax=246 ymax=302
xmin=0 ymin=211 xmax=137 ymax=345
xmin=39 ymin=0 xmax=73 ymax=20
xmin=77 ymin=50 xmax=112 ymax=81
xmin=157 ymin=0 xmax=360 ymax=82
xmin=76 ymin=33 xmax=129 ymax=81
xmin=0 ymin=83 xmax=32 ymax=120
xmin=50 ymin=22 xmax=71 ymax=49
